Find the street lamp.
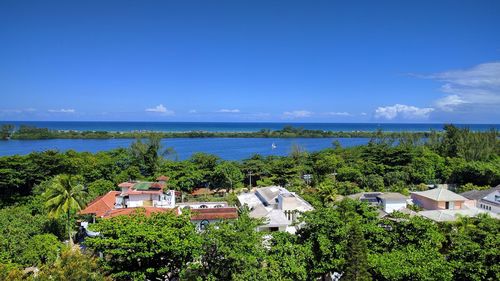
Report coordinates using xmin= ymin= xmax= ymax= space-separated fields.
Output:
xmin=303 ymin=174 xmax=312 ymax=185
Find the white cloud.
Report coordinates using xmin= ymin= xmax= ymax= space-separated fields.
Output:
xmin=145 ymin=104 xmax=174 ymax=115
xmin=188 ymin=109 xmax=197 ymax=114
xmin=374 ymin=104 xmax=434 ymax=120
xmin=217 ymin=109 xmax=240 ymax=113
xmin=417 ymin=62 xmax=500 ymax=112
xmin=360 ymin=112 xmax=367 ymax=116
xmin=326 ymin=111 xmax=351 ymax=116
xmin=434 ymin=94 xmax=466 ymax=112
xmin=283 ymin=110 xmax=313 ymax=118
xmin=48 ymin=108 xmax=75 ymax=113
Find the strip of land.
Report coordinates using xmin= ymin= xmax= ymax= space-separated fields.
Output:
xmin=1 ymin=124 xmax=438 ymax=140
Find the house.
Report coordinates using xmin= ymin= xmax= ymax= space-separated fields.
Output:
xmin=79 ymin=176 xmax=238 ymax=228
xmin=114 ymin=178 xmax=175 ymax=209
xmin=377 ymin=193 xmax=409 ymax=213
xmin=460 ymin=185 xmax=500 ymax=214
xmin=347 ymin=192 xmax=409 ymax=213
xmin=411 ymin=188 xmax=467 ymax=210
xmin=237 ymin=186 xmax=314 ymax=233
xmin=187 ymin=207 xmax=239 ymax=230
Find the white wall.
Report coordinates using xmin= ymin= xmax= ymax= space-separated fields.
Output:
xmin=478 ymin=190 xmax=500 ymax=214
xmin=383 ymin=201 xmax=406 ymax=213
xmin=128 ymin=194 xmax=152 ymax=207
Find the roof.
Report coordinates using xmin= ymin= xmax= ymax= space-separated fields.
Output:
xmin=103 ymin=207 xmax=176 ymax=218
xmin=190 ymin=187 xmax=225 ymax=196
xmin=460 ymin=186 xmax=500 ymax=200
xmin=249 ymin=204 xmax=272 ymax=218
xmin=134 ymin=182 xmax=154 ymax=190
xmin=412 ymin=188 xmax=467 ymax=202
xmin=347 ymin=192 xmax=383 ymax=200
xmin=264 ymin=209 xmax=290 ymax=227
xmin=418 ymin=208 xmax=499 ymax=222
xmin=189 ymin=207 xmax=238 ymax=221
xmin=156 ymin=175 xmax=169 ymax=181
xmin=377 ymin=192 xmax=408 ymax=201
xmin=256 ymin=186 xmax=283 ymax=204
xmin=79 ymin=191 xmax=120 ymax=217
xmin=238 ymin=192 xmax=263 ymax=208
xmin=118 ymin=182 xmax=134 ymax=188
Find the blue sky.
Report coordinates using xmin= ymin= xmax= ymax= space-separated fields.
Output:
xmin=1 ymin=0 xmax=499 ymax=123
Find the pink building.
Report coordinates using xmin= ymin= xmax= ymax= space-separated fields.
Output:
xmin=411 ymin=188 xmax=467 ymax=210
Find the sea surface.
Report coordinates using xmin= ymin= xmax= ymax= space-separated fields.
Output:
xmin=2 ymin=121 xmax=499 ymax=132
xmin=0 ymin=138 xmax=369 ymax=160
xmin=1 ymin=122 xmax=498 ymax=159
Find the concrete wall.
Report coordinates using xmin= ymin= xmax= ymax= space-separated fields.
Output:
xmin=382 ymin=201 xmax=406 ymax=213
xmin=411 ymin=194 xmax=464 ymax=210
xmin=478 ymin=191 xmax=500 ymax=214
xmin=128 ymin=194 xmax=154 ymax=207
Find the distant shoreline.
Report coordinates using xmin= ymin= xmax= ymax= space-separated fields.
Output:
xmin=2 ymin=124 xmax=441 ymax=140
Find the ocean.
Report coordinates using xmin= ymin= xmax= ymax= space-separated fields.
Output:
xmin=1 ymin=121 xmax=499 ymax=132
xmin=0 ymin=122 xmax=498 ymax=159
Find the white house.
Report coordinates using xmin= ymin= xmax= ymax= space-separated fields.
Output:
xmin=376 ymin=193 xmax=409 ymax=213
xmin=461 ymin=185 xmax=500 ymax=214
xmin=347 ymin=192 xmax=409 ymax=213
xmin=114 ymin=180 xmax=175 ymax=209
xmin=237 ymin=186 xmax=314 ymax=233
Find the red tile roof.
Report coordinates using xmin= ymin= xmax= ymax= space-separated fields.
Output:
xmin=190 ymin=187 xmax=226 ymax=196
xmin=118 ymin=182 xmax=134 ymax=188
xmin=103 ymin=207 xmax=177 ymax=218
xmin=190 ymin=207 xmax=239 ymax=221
xmin=79 ymin=191 xmax=120 ymax=217
xmin=156 ymin=175 xmax=169 ymax=181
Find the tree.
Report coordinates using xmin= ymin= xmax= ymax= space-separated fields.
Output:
xmin=36 ymin=247 xmax=110 ymax=281
xmin=370 ymin=245 xmax=453 ymax=281
xmin=130 ymin=134 xmax=174 ymax=177
xmin=86 ymin=179 xmax=116 ymax=202
xmin=0 ymin=124 xmax=14 ymax=140
xmin=212 ymin=161 xmax=244 ymax=192
xmin=342 ymin=221 xmax=371 ymax=281
xmin=446 ymin=215 xmax=500 ymax=281
xmin=263 ymin=232 xmax=309 ymax=281
xmin=86 ymin=210 xmax=201 ymax=280
xmin=44 ymin=174 xmax=87 ymax=245
xmin=190 ymin=212 xmax=265 ymax=280
xmin=21 ymin=234 xmax=62 ymax=267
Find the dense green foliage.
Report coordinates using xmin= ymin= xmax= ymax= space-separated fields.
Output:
xmin=3 ymin=124 xmax=440 ymax=139
xmin=86 ymin=211 xmax=201 ymax=280
xmin=0 ymin=125 xmax=498 ymax=280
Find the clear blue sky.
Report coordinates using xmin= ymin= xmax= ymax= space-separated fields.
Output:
xmin=1 ymin=0 xmax=499 ymax=123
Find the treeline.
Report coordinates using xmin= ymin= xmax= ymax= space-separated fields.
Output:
xmin=0 ymin=124 xmax=440 ymax=140
xmin=2 ymin=199 xmax=499 ymax=280
xmin=0 ymin=125 xmax=498 ymax=280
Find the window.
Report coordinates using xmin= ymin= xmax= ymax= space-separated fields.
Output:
xmin=199 ymin=205 xmax=208 ymax=209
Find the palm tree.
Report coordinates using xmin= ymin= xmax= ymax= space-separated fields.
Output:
xmin=44 ymin=174 xmax=87 ymax=246
xmin=318 ymin=180 xmax=339 ymax=205
xmin=130 ymin=134 xmax=176 ymax=176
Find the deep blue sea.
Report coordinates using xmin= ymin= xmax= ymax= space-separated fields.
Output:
xmin=0 ymin=138 xmax=369 ymax=160
xmin=2 ymin=121 xmax=499 ymax=132
xmin=0 ymin=122 xmax=498 ymax=159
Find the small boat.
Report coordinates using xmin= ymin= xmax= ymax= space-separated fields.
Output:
xmin=271 ymin=142 xmax=277 ymax=149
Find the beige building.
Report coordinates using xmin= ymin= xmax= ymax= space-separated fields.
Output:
xmin=411 ymin=188 xmax=467 ymax=210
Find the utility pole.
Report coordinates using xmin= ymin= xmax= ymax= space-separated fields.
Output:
xmin=248 ymin=171 xmax=253 ymax=188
